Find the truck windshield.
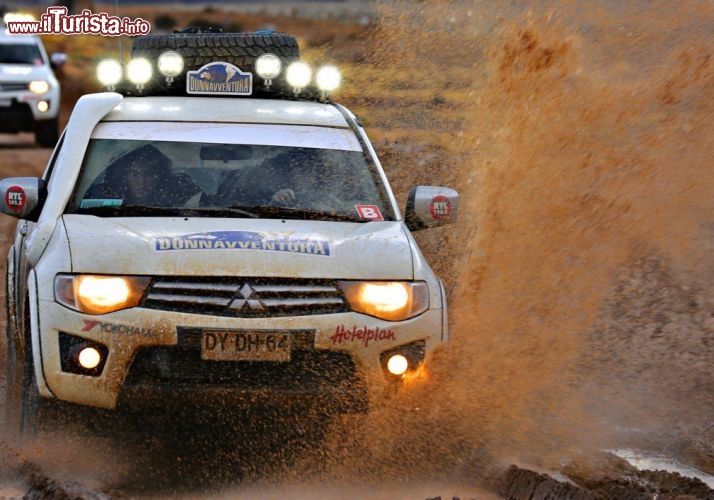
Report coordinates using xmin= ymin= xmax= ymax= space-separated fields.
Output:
xmin=0 ymin=43 xmax=43 ymax=65
xmin=66 ymin=137 xmax=394 ymax=222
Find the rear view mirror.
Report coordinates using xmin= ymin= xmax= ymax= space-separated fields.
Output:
xmin=0 ymin=177 xmax=47 ymax=221
xmin=405 ymin=185 xmax=459 ymax=231
xmin=199 ymin=144 xmax=253 ymax=162
xmin=50 ymin=53 xmax=67 ymax=69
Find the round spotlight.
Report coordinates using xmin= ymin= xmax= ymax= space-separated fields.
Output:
xmin=36 ymin=101 xmax=49 ymax=113
xmin=255 ymin=53 xmax=282 ymax=80
xmin=97 ymin=59 xmax=122 ymax=87
xmin=157 ymin=50 xmax=184 ymax=78
xmin=286 ymin=61 xmax=312 ymax=90
xmin=127 ymin=57 xmax=152 ymax=86
xmin=387 ymin=354 xmax=409 ymax=376
xmin=316 ymin=65 xmax=341 ymax=92
xmin=78 ymin=347 xmax=101 ymax=370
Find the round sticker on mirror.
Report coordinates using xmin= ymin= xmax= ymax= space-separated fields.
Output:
xmin=429 ymin=195 xmax=451 ymax=220
xmin=5 ymin=186 xmax=26 ymax=213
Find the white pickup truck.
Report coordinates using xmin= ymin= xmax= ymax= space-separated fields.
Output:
xmin=0 ymin=30 xmax=458 ymax=435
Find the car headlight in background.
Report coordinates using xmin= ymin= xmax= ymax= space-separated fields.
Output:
xmin=55 ymin=274 xmax=150 ymax=314
xmin=28 ymin=80 xmax=50 ymax=94
xmin=338 ymin=281 xmax=429 ymax=321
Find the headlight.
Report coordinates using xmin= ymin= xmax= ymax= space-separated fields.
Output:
xmin=28 ymin=80 xmax=50 ymax=94
xmin=127 ymin=57 xmax=152 ymax=86
xmin=316 ymin=65 xmax=341 ymax=92
xmin=157 ymin=50 xmax=184 ymax=79
xmin=55 ymin=274 xmax=150 ymax=315
xmin=255 ymin=53 xmax=282 ymax=80
xmin=286 ymin=61 xmax=312 ymax=90
xmin=97 ymin=59 xmax=122 ymax=87
xmin=338 ymin=281 xmax=429 ymax=321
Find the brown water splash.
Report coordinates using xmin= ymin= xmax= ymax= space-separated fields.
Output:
xmin=343 ymin=0 xmax=714 ymax=485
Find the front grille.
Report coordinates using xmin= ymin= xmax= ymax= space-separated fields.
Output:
xmin=0 ymin=82 xmax=29 ymax=92
xmin=142 ymin=277 xmax=349 ymax=318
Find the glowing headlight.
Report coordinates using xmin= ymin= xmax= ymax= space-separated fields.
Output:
xmin=387 ymin=354 xmax=409 ymax=376
xmin=78 ymin=347 xmax=102 ymax=370
xmin=255 ymin=53 xmax=282 ymax=80
xmin=55 ymin=274 xmax=150 ymax=315
xmin=97 ymin=59 xmax=122 ymax=87
xmin=127 ymin=57 xmax=152 ymax=86
xmin=157 ymin=50 xmax=184 ymax=79
xmin=28 ymin=80 xmax=49 ymax=94
xmin=338 ymin=281 xmax=429 ymax=321
xmin=316 ymin=65 xmax=341 ymax=92
xmin=286 ymin=61 xmax=312 ymax=91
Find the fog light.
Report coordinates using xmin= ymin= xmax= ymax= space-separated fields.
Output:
xmin=387 ymin=354 xmax=409 ymax=376
xmin=97 ymin=59 xmax=122 ymax=89
xmin=157 ymin=50 xmax=184 ymax=83
xmin=36 ymin=100 xmax=49 ymax=112
xmin=256 ymin=53 xmax=282 ymax=88
xmin=78 ymin=347 xmax=101 ymax=370
xmin=286 ymin=61 xmax=311 ymax=93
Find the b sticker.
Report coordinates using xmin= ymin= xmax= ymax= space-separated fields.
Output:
xmin=355 ymin=205 xmax=384 ymax=221
xmin=429 ymin=195 xmax=451 ymax=220
xmin=5 ymin=186 xmax=26 ymax=213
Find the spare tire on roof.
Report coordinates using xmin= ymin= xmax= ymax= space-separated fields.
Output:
xmin=129 ymin=31 xmax=300 ymax=95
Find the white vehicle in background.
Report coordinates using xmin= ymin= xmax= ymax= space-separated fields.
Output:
xmin=0 ymin=14 xmax=64 ymax=147
xmin=0 ymin=29 xmax=458 ymax=435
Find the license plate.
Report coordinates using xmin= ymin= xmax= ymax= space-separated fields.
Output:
xmin=201 ymin=330 xmax=291 ymax=361
xmin=0 ymin=98 xmax=11 ymax=107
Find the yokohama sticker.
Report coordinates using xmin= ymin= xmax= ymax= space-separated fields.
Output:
xmin=5 ymin=186 xmax=26 ymax=213
xmin=429 ymin=195 xmax=451 ymax=220
xmin=82 ymin=319 xmax=154 ymax=337
xmin=330 ymin=325 xmax=396 ymax=347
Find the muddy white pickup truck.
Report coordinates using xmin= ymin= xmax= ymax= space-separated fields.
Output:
xmin=0 ymin=29 xmax=458 ymax=434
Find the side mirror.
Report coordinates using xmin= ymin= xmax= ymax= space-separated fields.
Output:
xmin=0 ymin=177 xmax=47 ymax=221
xmin=50 ymin=53 xmax=67 ymax=69
xmin=405 ymin=185 xmax=459 ymax=231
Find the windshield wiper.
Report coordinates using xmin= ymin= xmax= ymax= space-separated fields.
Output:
xmin=73 ymin=205 xmax=259 ymax=218
xmin=229 ymin=204 xmax=364 ymax=222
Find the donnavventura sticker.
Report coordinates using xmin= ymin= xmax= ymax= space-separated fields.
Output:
xmin=154 ymin=231 xmax=331 ymax=256
xmin=186 ymin=62 xmax=252 ymax=96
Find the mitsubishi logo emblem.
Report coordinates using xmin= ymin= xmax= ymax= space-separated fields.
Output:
xmin=228 ymin=283 xmax=265 ymax=311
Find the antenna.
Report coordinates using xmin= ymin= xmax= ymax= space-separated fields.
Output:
xmin=115 ymin=0 xmax=123 ymax=63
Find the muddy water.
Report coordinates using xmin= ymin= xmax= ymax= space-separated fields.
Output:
xmin=343 ymin=0 xmax=714 ymax=488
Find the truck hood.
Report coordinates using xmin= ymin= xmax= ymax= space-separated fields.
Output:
xmin=62 ymin=215 xmax=414 ymax=280
xmin=0 ymin=64 xmax=51 ymax=82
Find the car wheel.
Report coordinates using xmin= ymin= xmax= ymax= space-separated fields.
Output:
xmin=34 ymin=119 xmax=59 ymax=148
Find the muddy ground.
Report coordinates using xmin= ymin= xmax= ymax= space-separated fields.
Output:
xmin=1 ymin=0 xmax=714 ymax=498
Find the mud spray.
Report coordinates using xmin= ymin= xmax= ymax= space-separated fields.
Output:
xmin=301 ymin=0 xmax=714 ymax=493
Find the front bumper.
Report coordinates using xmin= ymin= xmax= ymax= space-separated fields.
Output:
xmin=36 ymin=300 xmax=444 ymax=411
xmin=0 ymin=90 xmax=59 ymax=131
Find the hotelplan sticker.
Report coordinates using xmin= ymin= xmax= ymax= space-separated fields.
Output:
xmin=154 ymin=231 xmax=332 ymax=257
